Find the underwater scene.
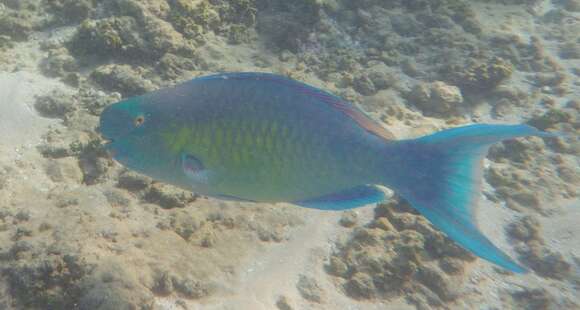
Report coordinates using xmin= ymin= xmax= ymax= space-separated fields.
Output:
xmin=0 ymin=0 xmax=579 ymax=309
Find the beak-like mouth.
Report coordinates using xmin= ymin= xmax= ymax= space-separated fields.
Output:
xmin=100 ymin=136 xmax=117 ymax=158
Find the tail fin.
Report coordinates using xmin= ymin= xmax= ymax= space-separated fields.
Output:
xmin=386 ymin=124 xmax=559 ymax=273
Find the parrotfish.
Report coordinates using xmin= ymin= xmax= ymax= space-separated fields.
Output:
xmin=100 ymin=72 xmax=558 ymax=273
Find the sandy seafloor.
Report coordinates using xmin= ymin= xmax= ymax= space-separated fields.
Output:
xmin=0 ymin=0 xmax=578 ymax=309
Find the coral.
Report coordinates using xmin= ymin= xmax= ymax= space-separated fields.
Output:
xmin=68 ymin=14 xmax=185 ymax=63
xmin=344 ymin=272 xmax=375 ymax=299
xmin=117 ymin=170 xmax=152 ymax=192
xmin=443 ymin=57 xmax=514 ymax=91
xmin=172 ymin=276 xmax=212 ymax=299
xmin=527 ymin=108 xmax=574 ymax=131
xmin=510 ymin=288 xmax=556 ymax=310
xmin=486 ymin=112 xmax=579 ymax=212
xmin=91 ymin=64 xmax=156 ymax=97
xmin=296 ymin=275 xmax=325 ymax=303
xmin=34 ymin=89 xmax=77 ymax=119
xmin=339 ymin=211 xmax=358 ymax=228
xmin=46 ymin=0 xmax=95 ymax=24
xmin=507 ymin=216 xmax=542 ymax=243
xmin=408 ymin=81 xmax=464 ymax=116
xmin=156 ymin=53 xmax=198 ymax=80
xmin=517 ymin=241 xmax=571 ymax=280
xmin=507 ymin=217 xmax=572 ymax=280
xmin=77 ymin=264 xmax=155 ymax=310
xmin=276 ymin=295 xmax=295 ymax=310
xmin=256 ymin=0 xmax=322 ymax=51
xmin=44 ymin=158 xmax=84 ymax=184
xmin=69 ymin=17 xmax=144 ymax=59
xmin=2 ymin=254 xmax=94 ymax=309
xmin=40 ymin=48 xmax=79 ymax=81
xmin=0 ymin=15 xmax=33 ymax=41
xmin=145 ymin=183 xmax=198 ymax=209
xmin=168 ymin=0 xmax=221 ymax=41
xmin=327 ymin=198 xmax=473 ymax=305
xmin=564 ymin=0 xmax=580 ymax=11
xmin=68 ymin=138 xmax=114 ymax=185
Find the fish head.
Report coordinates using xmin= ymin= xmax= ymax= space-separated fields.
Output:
xmin=99 ymin=97 xmax=180 ymax=181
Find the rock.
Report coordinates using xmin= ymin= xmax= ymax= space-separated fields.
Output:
xmin=91 ymin=64 xmax=155 ymax=97
xmin=145 ymin=183 xmax=196 ymax=209
xmin=327 ymin=256 xmax=349 ymax=277
xmin=439 ymin=257 xmax=465 ymax=275
xmin=527 ymin=109 xmax=573 ymax=131
xmin=44 ymin=158 xmax=84 ymax=184
xmin=564 ymin=0 xmax=580 ymax=11
xmin=172 ymin=277 xmax=210 ymax=299
xmin=507 ymin=216 xmax=542 ymax=243
xmin=276 ymin=295 xmax=294 ymax=310
xmin=256 ymin=223 xmax=285 ymax=242
xmin=339 ymin=211 xmax=358 ymax=228
xmin=354 ymin=73 xmax=377 ymax=96
xmin=117 ymin=171 xmax=152 ymax=192
xmin=409 ymin=81 xmax=463 ymax=116
xmin=169 ymin=0 xmax=221 ymax=40
xmin=152 ymin=270 xmax=174 ymax=296
xmin=328 ymin=199 xmax=473 ymax=303
xmin=256 ymin=0 xmax=322 ymax=52
xmin=0 ymin=14 xmax=33 ymax=41
xmin=14 ymin=210 xmax=31 ymax=222
xmin=518 ymin=241 xmax=571 ymax=280
xmin=3 ymin=254 xmax=95 ymax=309
xmin=371 ymin=217 xmax=395 ymax=231
xmin=444 ymin=57 xmax=514 ymax=91
xmin=560 ymin=41 xmax=580 ymax=59
xmin=157 ymin=53 xmax=197 ymax=80
xmin=368 ymin=68 xmax=394 ymax=90
xmin=296 ymin=275 xmax=324 ymax=303
xmin=511 ymin=288 xmax=556 ymax=310
xmin=40 ymin=48 xmax=78 ymax=78
xmin=103 ymin=189 xmax=132 ymax=208
xmin=390 ymin=14 xmax=421 ymax=37
xmin=34 ymin=90 xmax=77 ymax=119
xmin=69 ymin=17 xmax=143 ymax=58
xmin=47 ymin=0 xmax=95 ymax=24
xmin=417 ymin=266 xmax=458 ymax=302
xmin=345 ymin=272 xmax=375 ymax=299
xmin=77 ymin=146 xmax=113 ymax=185
xmin=79 ymin=265 xmax=154 ymax=310
xmin=351 ymin=227 xmax=381 ymax=246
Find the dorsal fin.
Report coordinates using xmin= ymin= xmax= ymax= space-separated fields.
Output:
xmin=196 ymin=72 xmax=396 ymax=141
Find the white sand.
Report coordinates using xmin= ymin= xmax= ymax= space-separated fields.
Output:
xmin=0 ymin=72 xmax=62 ymax=160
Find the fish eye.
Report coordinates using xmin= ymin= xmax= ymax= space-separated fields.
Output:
xmin=134 ymin=115 xmax=145 ymax=127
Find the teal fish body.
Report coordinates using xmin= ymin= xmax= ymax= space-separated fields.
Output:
xmin=101 ymin=73 xmax=389 ymax=202
xmin=100 ymin=72 xmax=559 ymax=273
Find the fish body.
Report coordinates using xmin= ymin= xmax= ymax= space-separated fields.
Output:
xmin=101 ymin=73 xmax=389 ymax=202
xmin=100 ymin=72 xmax=558 ymax=273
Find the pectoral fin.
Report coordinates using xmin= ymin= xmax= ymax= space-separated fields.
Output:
xmin=181 ymin=153 xmax=209 ymax=184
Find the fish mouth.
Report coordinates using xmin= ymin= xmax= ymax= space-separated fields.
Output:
xmin=100 ymin=136 xmax=117 ymax=157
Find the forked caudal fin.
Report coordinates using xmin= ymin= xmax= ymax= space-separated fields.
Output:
xmin=386 ymin=124 xmax=560 ymax=273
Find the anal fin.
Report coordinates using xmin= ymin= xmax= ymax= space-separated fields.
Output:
xmin=295 ymin=185 xmax=385 ymax=211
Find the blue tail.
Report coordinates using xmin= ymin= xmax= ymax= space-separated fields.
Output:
xmin=385 ymin=124 xmax=559 ymax=273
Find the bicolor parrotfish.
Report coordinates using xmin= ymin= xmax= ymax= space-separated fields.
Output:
xmin=99 ymin=72 xmax=559 ymax=273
